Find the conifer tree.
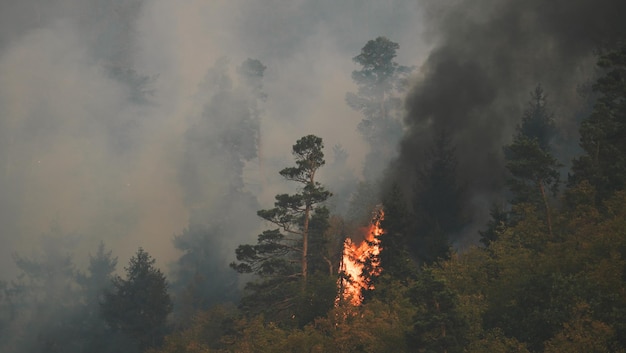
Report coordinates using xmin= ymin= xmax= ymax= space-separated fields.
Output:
xmin=570 ymin=44 xmax=626 ymax=202
xmin=413 ymin=131 xmax=467 ymax=264
xmin=101 ymin=248 xmax=172 ymax=351
xmin=504 ymin=85 xmax=561 ymax=236
xmin=346 ymin=36 xmax=412 ymax=180
xmin=231 ymin=135 xmax=332 ymax=324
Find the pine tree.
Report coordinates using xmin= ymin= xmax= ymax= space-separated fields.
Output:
xmin=413 ymin=131 xmax=467 ymax=265
xmin=570 ymin=44 xmax=626 ymax=202
xmin=346 ymin=36 xmax=412 ymax=180
xmin=76 ymin=242 xmax=118 ymax=353
xmin=102 ymin=248 xmax=172 ymax=351
xmin=504 ymin=85 xmax=561 ymax=236
xmin=231 ymin=135 xmax=332 ymax=324
xmin=379 ymin=183 xmax=417 ymax=282
xmin=408 ymin=268 xmax=467 ymax=353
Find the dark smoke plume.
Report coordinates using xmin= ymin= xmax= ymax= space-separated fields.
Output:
xmin=388 ymin=0 xmax=626 ymax=242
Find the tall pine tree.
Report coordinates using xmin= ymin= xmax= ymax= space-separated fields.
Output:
xmin=231 ymin=135 xmax=332 ymax=325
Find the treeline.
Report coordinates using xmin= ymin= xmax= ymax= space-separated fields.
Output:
xmin=146 ymin=42 xmax=626 ymax=352
xmin=0 ymin=240 xmax=171 ymax=353
xmin=1 ymin=38 xmax=625 ymax=353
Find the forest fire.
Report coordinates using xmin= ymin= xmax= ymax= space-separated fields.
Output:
xmin=337 ymin=208 xmax=384 ymax=306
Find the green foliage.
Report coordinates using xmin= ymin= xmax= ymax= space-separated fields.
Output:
xmin=570 ymin=44 xmax=626 ymax=202
xmin=466 ymin=329 xmax=530 ymax=353
xmin=544 ymin=303 xmax=625 ymax=353
xmin=504 ymin=86 xmax=560 ymax=204
xmin=231 ymin=135 xmax=332 ymax=326
xmin=502 ymin=85 xmax=561 ymax=238
xmin=439 ymin=189 xmax=626 ymax=352
xmin=279 ymin=135 xmax=327 ymax=184
xmin=147 ymin=304 xmax=238 ymax=353
xmin=102 ymin=248 xmax=172 ymax=351
xmin=412 ymin=131 xmax=467 ymax=264
xmin=505 ymin=136 xmax=561 ymax=204
xmin=408 ymin=268 xmax=468 ymax=353
xmin=377 ymin=183 xmax=418 ymax=283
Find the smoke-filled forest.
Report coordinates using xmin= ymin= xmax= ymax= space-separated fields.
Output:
xmin=1 ymin=0 xmax=626 ymax=352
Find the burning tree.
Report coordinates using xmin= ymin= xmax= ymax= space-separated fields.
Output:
xmin=337 ymin=208 xmax=384 ymax=306
xmin=231 ymin=135 xmax=333 ymax=324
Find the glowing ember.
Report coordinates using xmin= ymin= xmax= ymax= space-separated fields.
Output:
xmin=337 ymin=208 xmax=384 ymax=306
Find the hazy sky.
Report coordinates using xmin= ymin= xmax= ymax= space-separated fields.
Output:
xmin=0 ymin=0 xmax=426 ymax=277
xmin=3 ymin=0 xmax=623 ymax=277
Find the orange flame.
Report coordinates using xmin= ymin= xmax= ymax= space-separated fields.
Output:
xmin=337 ymin=208 xmax=384 ymax=306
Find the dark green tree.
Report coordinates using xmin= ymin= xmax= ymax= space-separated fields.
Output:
xmin=517 ymin=85 xmax=557 ymax=150
xmin=231 ymin=135 xmax=332 ymax=324
xmin=102 ymin=248 xmax=172 ymax=351
xmin=413 ymin=131 xmax=467 ymax=265
xmin=570 ymin=44 xmax=626 ymax=202
xmin=346 ymin=36 xmax=412 ymax=179
xmin=408 ymin=268 xmax=467 ymax=353
xmin=378 ymin=183 xmax=417 ymax=283
xmin=504 ymin=85 xmax=561 ymax=236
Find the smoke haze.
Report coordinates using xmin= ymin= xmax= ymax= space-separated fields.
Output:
xmin=0 ymin=0 xmax=425 ymax=277
xmin=389 ymin=0 xmax=626 ymax=245
xmin=2 ymin=0 xmax=624 ymax=279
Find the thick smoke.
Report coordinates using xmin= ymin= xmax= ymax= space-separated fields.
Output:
xmin=0 ymin=1 xmax=425 ymax=349
xmin=0 ymin=0 xmax=424 ymax=277
xmin=389 ymin=0 xmax=626 ymax=243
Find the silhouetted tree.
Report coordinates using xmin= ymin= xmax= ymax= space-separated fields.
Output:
xmin=231 ymin=135 xmax=332 ymax=325
xmin=346 ymin=36 xmax=412 ymax=180
xmin=504 ymin=85 xmax=561 ymax=236
xmin=378 ymin=183 xmax=417 ymax=283
xmin=570 ymin=44 xmax=626 ymax=202
xmin=413 ymin=131 xmax=467 ymax=264
xmin=76 ymin=242 xmax=118 ymax=353
xmin=102 ymin=248 xmax=172 ymax=351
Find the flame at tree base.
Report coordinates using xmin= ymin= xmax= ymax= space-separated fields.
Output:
xmin=336 ymin=208 xmax=384 ymax=306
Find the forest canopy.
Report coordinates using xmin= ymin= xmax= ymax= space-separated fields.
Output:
xmin=1 ymin=0 xmax=626 ymax=352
